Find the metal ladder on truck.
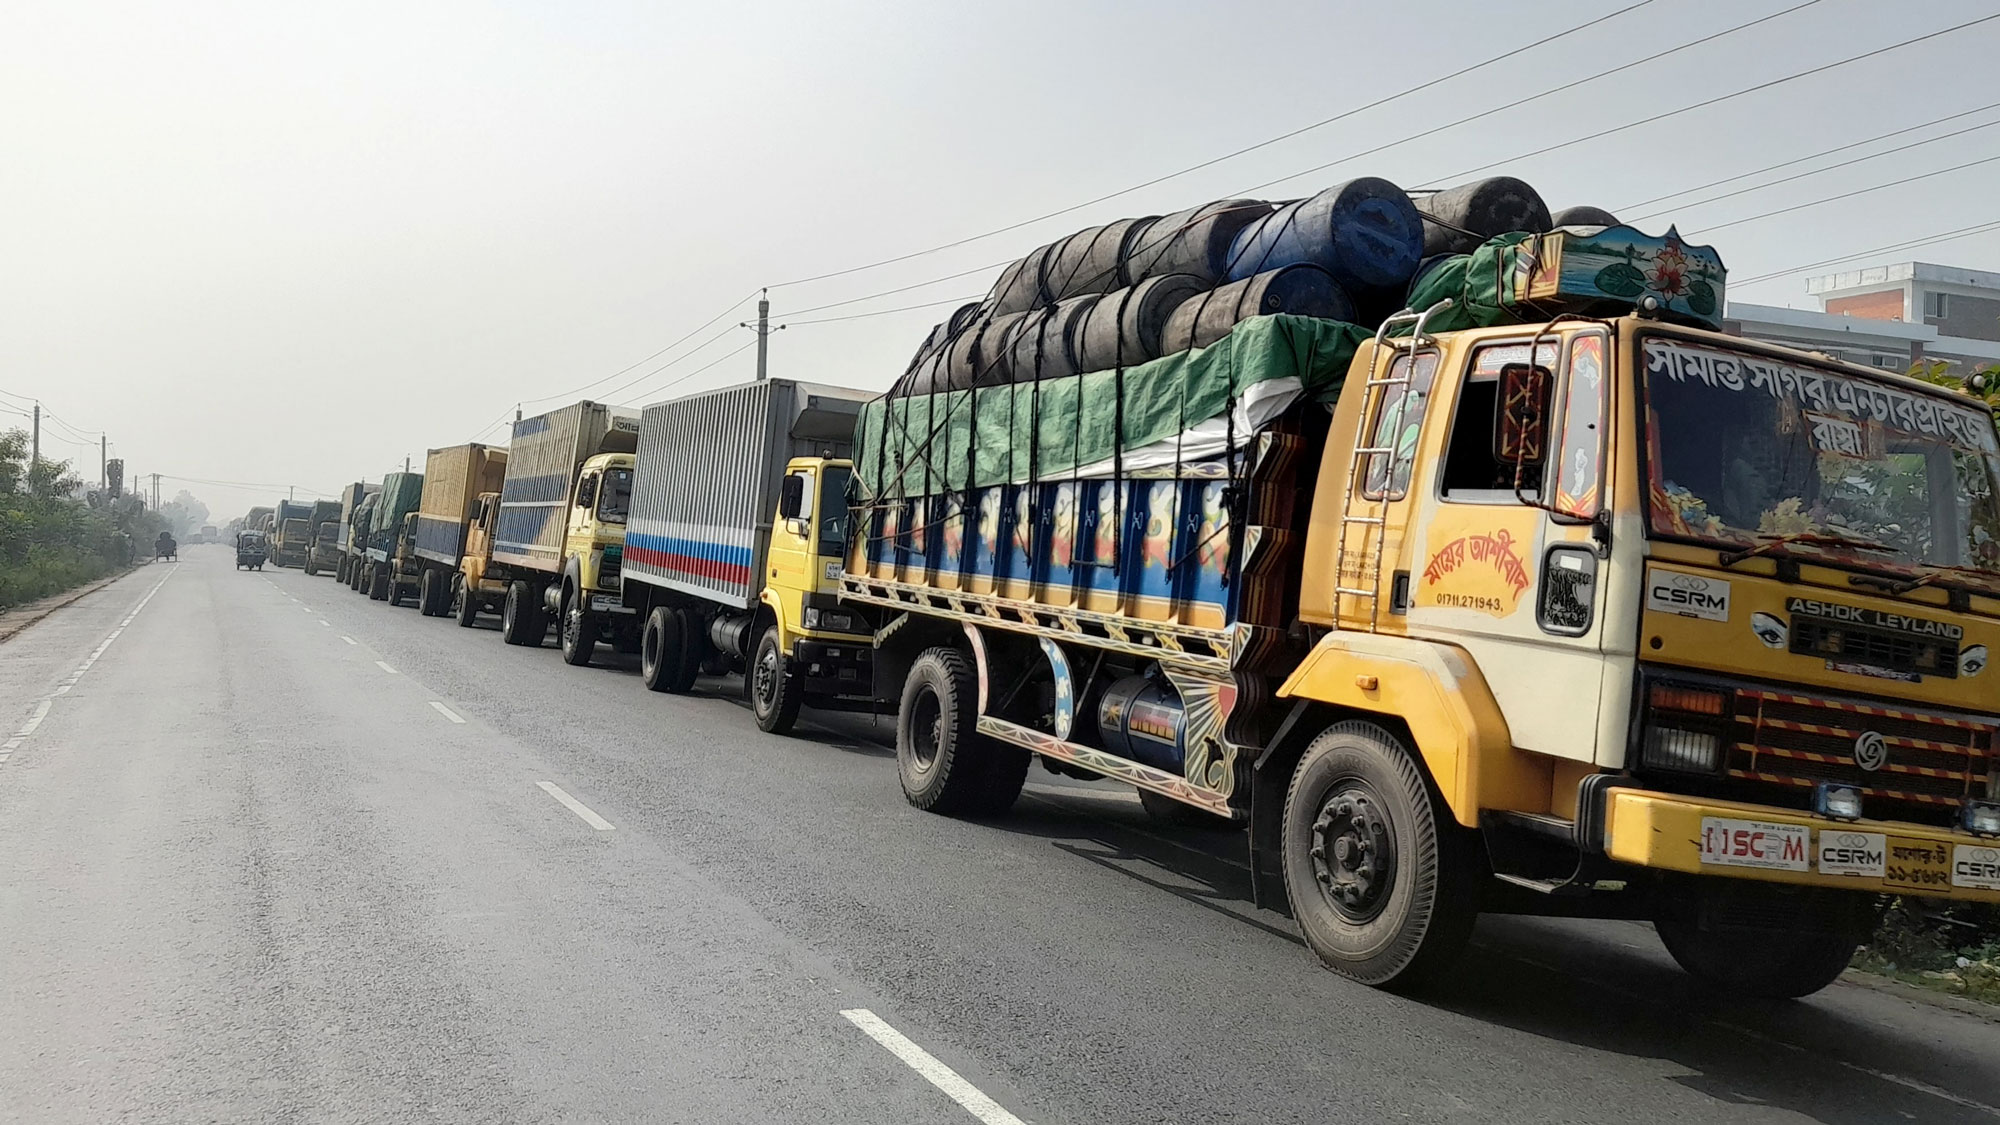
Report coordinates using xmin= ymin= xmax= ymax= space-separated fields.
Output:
xmin=1331 ymin=299 xmax=1452 ymax=632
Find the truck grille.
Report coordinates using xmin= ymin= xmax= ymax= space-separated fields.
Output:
xmin=1728 ymin=687 xmax=1994 ymax=819
xmin=1789 ymin=618 xmax=1957 ymax=679
xmin=599 ymin=547 xmax=622 ymax=590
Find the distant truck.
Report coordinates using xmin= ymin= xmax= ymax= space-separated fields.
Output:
xmin=270 ymin=500 xmax=314 ymax=567
xmin=200 ymin=525 xmax=217 ymax=544
xmin=245 ymin=506 xmax=274 ymax=534
xmin=456 ymin=401 xmax=638 ymax=646
xmin=333 ymin=482 xmax=377 ymax=583
xmin=617 ymin=379 xmax=874 ymax=731
xmin=345 ymin=492 xmax=379 ymax=592
xmin=410 ymin=444 xmax=507 ymax=616
xmin=360 ymin=472 xmax=424 ymax=601
xmin=306 ymin=521 xmax=344 ymax=575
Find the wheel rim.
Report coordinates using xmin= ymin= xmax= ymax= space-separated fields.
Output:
xmin=908 ymin=687 xmax=942 ymax=772
xmin=753 ymin=644 xmax=779 ymax=713
xmin=1309 ymin=783 xmax=1397 ymax=924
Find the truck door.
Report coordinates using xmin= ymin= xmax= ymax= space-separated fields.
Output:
xmin=1402 ymin=329 xmax=1612 ymax=763
xmin=768 ymin=467 xmax=815 ymax=601
xmin=568 ymin=470 xmax=600 ymax=558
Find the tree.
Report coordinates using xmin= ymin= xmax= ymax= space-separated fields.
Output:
xmin=159 ymin=489 xmax=210 ymax=538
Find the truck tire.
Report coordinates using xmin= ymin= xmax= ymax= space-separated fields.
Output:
xmin=305 ymin=557 xmax=318 ymax=576
xmin=336 ymin=557 xmax=350 ymax=584
xmin=896 ymin=647 xmax=1030 ymax=816
xmin=640 ymin=607 xmax=698 ymax=693
xmin=502 ymin=581 xmax=544 ymax=646
xmin=750 ymin=626 xmax=804 ymax=734
xmin=559 ymin=587 xmax=600 ymax=667
xmin=453 ymin=576 xmax=479 ymax=627
xmin=368 ymin=564 xmax=390 ymax=601
xmin=418 ymin=569 xmax=442 ymax=616
xmin=1280 ymin=721 xmax=1478 ymax=991
xmin=1654 ymin=887 xmax=1865 ymax=999
xmin=387 ymin=572 xmax=408 ymax=608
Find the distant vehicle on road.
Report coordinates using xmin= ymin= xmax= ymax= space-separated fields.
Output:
xmin=234 ymin=530 xmax=267 ymax=570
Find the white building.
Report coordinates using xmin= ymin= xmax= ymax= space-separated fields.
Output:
xmin=1724 ymin=261 xmax=2000 ymax=373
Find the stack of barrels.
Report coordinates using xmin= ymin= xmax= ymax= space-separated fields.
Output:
xmin=897 ymin=175 xmax=1619 ymax=395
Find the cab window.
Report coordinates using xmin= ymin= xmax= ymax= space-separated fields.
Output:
xmin=1440 ymin=341 xmax=1554 ymax=503
xmin=597 ymin=468 xmax=632 ymax=525
xmin=1361 ymin=350 xmax=1439 ymax=501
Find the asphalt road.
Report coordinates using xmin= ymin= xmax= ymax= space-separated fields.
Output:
xmin=3 ymin=549 xmax=1998 ymax=1124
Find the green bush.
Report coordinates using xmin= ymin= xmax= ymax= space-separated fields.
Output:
xmin=0 ymin=428 xmax=165 ymax=609
xmin=1856 ymin=899 xmax=2000 ymax=1004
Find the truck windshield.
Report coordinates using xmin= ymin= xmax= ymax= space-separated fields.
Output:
xmin=1642 ymin=337 xmax=2000 ymax=580
xmin=819 ymin=466 xmax=852 ymax=557
xmin=597 ymin=468 xmax=633 ymax=525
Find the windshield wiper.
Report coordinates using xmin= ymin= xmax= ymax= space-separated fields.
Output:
xmin=1851 ymin=561 xmax=2000 ymax=596
xmin=1717 ymin=531 xmax=1898 ymax=568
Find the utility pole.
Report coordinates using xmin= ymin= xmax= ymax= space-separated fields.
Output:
xmin=288 ymin=485 xmax=295 ymax=503
xmin=100 ymin=436 xmax=106 ymax=490
xmin=404 ymin=456 xmax=411 ymax=473
xmin=30 ymin=403 xmax=39 ymax=468
xmin=741 ymin=288 xmax=783 ymax=382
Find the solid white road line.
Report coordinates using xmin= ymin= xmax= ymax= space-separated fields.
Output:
xmin=428 ymin=701 xmax=465 ymax=724
xmin=375 ymin=661 xmax=397 ymax=674
xmin=839 ymin=1009 xmax=1026 ymax=1125
xmin=341 ymin=636 xmax=357 ymax=645
xmin=536 ymin=781 xmax=615 ymax=831
xmin=2 ymin=565 xmax=175 ymax=765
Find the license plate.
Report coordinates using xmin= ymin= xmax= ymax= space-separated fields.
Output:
xmin=1883 ymin=837 xmax=1954 ymax=893
xmin=588 ymin=595 xmax=631 ymax=614
xmin=1699 ymin=817 xmax=1810 ymax=872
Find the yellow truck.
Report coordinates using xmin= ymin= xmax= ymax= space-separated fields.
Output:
xmin=410 ymin=443 xmax=507 ymax=616
xmin=615 ymin=379 xmax=875 ymax=731
xmin=844 ymin=224 xmax=2000 ymax=995
xmin=455 ymin=401 xmax=639 ymax=648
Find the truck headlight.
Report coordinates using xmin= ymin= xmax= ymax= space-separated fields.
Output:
xmin=1640 ymin=682 xmax=1731 ymax=773
xmin=1643 ymin=726 xmax=1720 ymax=773
xmin=1814 ymin=781 xmax=1864 ymax=822
xmin=803 ymin=607 xmax=859 ymax=633
xmin=1964 ymin=800 xmax=2000 ymax=838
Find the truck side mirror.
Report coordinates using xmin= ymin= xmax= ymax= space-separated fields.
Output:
xmin=1494 ymin=363 xmax=1551 ymax=468
xmin=778 ymin=474 xmax=805 ymax=520
xmin=575 ymin=476 xmax=597 ymax=509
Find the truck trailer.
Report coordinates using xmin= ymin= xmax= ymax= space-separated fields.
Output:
xmin=843 ymin=222 xmax=2000 ymax=996
xmin=359 ymin=472 xmax=424 ymax=602
xmin=408 ymin=443 xmax=507 ymax=616
xmin=617 ymin=378 xmax=874 ymax=730
xmin=457 ymin=401 xmax=637 ymax=646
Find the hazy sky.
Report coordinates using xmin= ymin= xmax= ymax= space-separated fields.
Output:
xmin=5 ymin=0 xmax=1997 ymax=514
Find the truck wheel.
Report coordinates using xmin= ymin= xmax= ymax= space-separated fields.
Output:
xmin=368 ymin=564 xmax=390 ymax=601
xmin=417 ymin=569 xmax=439 ymax=616
xmin=305 ymin=557 xmax=318 ymax=576
xmin=453 ymin=576 xmax=479 ymax=627
xmin=640 ymin=607 xmax=691 ymax=693
xmin=559 ymin=587 xmax=600 ymax=667
xmin=1654 ymin=887 xmax=1864 ymax=999
xmin=896 ymin=647 xmax=1029 ymax=816
xmin=502 ymin=581 xmax=545 ymax=645
xmin=387 ymin=572 xmax=407 ymax=608
xmin=336 ymin=557 xmax=349 ymax=584
xmin=750 ymin=627 xmax=804 ymax=734
xmin=1281 ymin=721 xmax=1478 ymax=991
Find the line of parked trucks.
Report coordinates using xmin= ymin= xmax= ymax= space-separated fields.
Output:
xmin=238 ymin=177 xmax=2000 ymax=1001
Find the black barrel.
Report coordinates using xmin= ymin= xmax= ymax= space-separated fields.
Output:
xmin=1416 ymin=177 xmax=1551 ymax=256
xmin=1160 ymin=264 xmax=1352 ymax=354
xmin=1121 ymin=199 xmax=1275 ymax=286
xmin=904 ymin=301 xmax=984 ymax=380
xmin=1072 ymin=273 xmax=1206 ymax=373
xmin=1005 ymin=295 xmax=1099 ymax=383
xmin=1041 ymin=217 xmax=1157 ymax=303
xmin=989 ymin=247 xmax=1054 ymax=317
xmin=1550 ymin=205 xmax=1620 ymax=228
xmin=1223 ymin=178 xmax=1424 ymax=299
xmin=942 ymin=312 xmax=1031 ymax=390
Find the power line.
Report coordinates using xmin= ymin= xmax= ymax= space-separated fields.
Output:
xmin=765 ymin=0 xmax=1659 ymax=290
xmin=1732 ymin=219 xmax=2000 ymax=287
xmin=778 ymin=260 xmax=1009 ymax=318
xmin=1629 ymin=117 xmax=2000 ymax=223
xmin=1689 ymin=151 xmax=2000 ymax=237
xmin=788 ymin=294 xmax=984 ymax=327
xmin=1240 ymin=0 xmax=1826 ymax=198
xmin=612 ymin=339 xmax=758 ymax=407
xmin=519 ymin=287 xmax=761 ymax=409
xmin=1618 ymin=99 xmax=2000 ymax=212
xmin=1414 ymin=10 xmax=2000 ymax=188
xmin=592 ymin=324 xmax=742 ymax=406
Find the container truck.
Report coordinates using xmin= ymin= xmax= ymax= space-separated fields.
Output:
xmin=331 ymin=482 xmax=376 ymax=584
xmin=455 ymin=401 xmax=638 ymax=646
xmin=270 ymin=500 xmax=314 ymax=567
xmin=345 ymin=492 xmax=379 ymax=592
xmin=844 ymin=222 xmax=2000 ymax=997
xmin=617 ymin=379 xmax=875 ymax=730
xmin=410 ymin=444 xmax=507 ymax=617
xmin=360 ymin=472 xmax=424 ymax=601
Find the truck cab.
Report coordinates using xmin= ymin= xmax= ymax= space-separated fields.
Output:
xmin=551 ymin=451 xmax=638 ymax=663
xmin=454 ymin=491 xmax=502 ymax=626
xmin=747 ymin=456 xmax=874 ymax=730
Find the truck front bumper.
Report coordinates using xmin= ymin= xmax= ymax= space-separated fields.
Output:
xmin=794 ymin=637 xmax=873 ymax=698
xmin=1595 ymin=788 xmax=2000 ymax=903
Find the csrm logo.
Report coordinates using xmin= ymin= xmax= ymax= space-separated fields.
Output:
xmin=1852 ymin=730 xmax=1889 ymax=772
xmin=1833 ymin=831 xmax=1872 ymax=849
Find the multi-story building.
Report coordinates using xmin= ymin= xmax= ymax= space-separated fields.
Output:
xmin=1724 ymin=261 xmax=2000 ymax=373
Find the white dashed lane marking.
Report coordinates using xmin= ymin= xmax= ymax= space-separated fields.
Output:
xmin=2 ymin=566 xmax=175 ymax=765
xmin=374 ymin=661 xmax=398 ymax=674
xmin=839 ymin=1009 xmax=1026 ymax=1125
xmin=428 ymin=701 xmax=465 ymax=724
xmin=536 ymin=782 xmax=615 ymax=831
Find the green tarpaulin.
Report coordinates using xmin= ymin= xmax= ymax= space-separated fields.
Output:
xmin=1398 ymin=232 xmax=1533 ymax=336
xmin=857 ymin=314 xmax=1369 ymax=497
